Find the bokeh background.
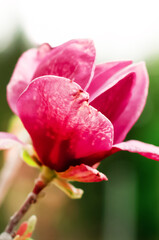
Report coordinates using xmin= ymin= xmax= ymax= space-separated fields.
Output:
xmin=0 ymin=0 xmax=159 ymax=239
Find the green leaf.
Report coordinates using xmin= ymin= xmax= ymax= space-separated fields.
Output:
xmin=26 ymin=215 xmax=37 ymax=234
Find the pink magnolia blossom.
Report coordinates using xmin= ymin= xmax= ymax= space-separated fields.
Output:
xmin=1 ymin=39 xmax=159 ymax=183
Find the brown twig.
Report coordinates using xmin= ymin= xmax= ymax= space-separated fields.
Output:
xmin=2 ymin=166 xmax=55 ymax=237
xmin=4 ymin=178 xmax=47 ymax=236
xmin=5 ymin=192 xmax=37 ymax=235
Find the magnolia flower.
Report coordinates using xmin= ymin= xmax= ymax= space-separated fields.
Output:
xmin=1 ymin=39 xmax=159 ymax=190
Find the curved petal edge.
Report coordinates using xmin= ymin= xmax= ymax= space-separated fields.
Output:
xmin=111 ymin=140 xmax=159 ymax=161
xmin=7 ymin=44 xmax=52 ymax=114
xmin=90 ymin=62 xmax=149 ymax=143
xmin=57 ymin=164 xmax=108 ymax=182
xmin=0 ymin=132 xmax=24 ymax=150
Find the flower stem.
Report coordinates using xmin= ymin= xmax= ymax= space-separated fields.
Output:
xmin=5 ymin=180 xmax=46 ymax=236
xmin=4 ymin=166 xmax=56 ymax=237
xmin=5 ymin=192 xmax=37 ymax=235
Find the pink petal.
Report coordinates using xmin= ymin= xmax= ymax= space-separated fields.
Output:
xmin=58 ymin=164 xmax=108 ymax=182
xmin=89 ymin=62 xmax=149 ymax=143
xmin=7 ymin=43 xmax=52 ymax=114
xmin=86 ymin=60 xmax=132 ymax=98
xmin=111 ymin=140 xmax=159 ymax=161
xmin=32 ymin=39 xmax=96 ymax=90
xmin=0 ymin=132 xmax=23 ymax=149
xmin=17 ymin=76 xmax=113 ymax=172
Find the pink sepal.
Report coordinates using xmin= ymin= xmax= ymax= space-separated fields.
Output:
xmin=58 ymin=164 xmax=108 ymax=182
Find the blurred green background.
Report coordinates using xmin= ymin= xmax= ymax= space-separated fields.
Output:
xmin=0 ymin=32 xmax=159 ymax=240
